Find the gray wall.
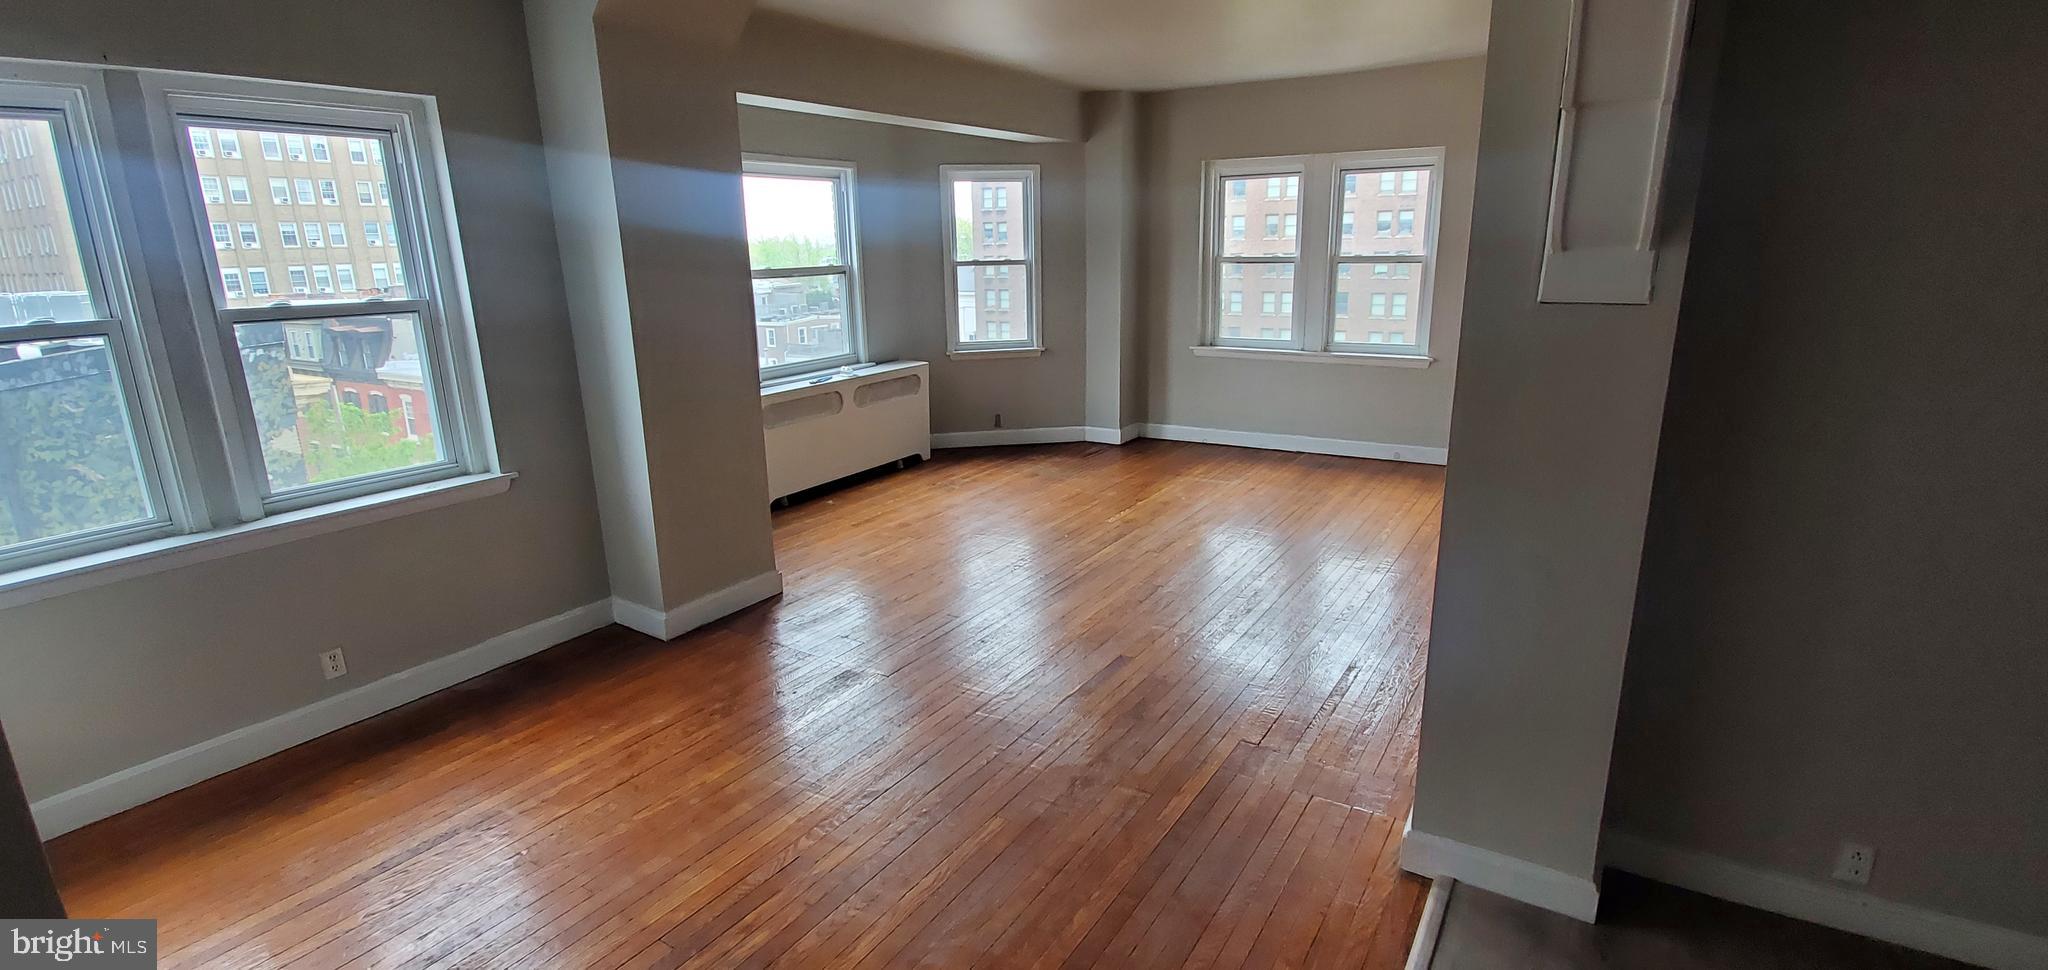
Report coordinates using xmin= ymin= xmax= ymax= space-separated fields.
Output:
xmin=1137 ymin=59 xmax=1485 ymax=450
xmin=1609 ymin=1 xmax=2048 ymax=937
xmin=737 ymin=106 xmax=1089 ymax=435
xmin=0 ymin=0 xmax=608 ymax=801
xmin=1406 ymin=0 xmax=1715 ymax=890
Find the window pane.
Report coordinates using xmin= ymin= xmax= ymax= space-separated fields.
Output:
xmin=1340 ymin=167 xmax=1432 ymax=256
xmin=1333 ymin=270 xmax=1423 ymax=352
xmin=752 ymin=274 xmax=848 ymax=369
xmin=954 ymin=264 xmax=1028 ymax=344
xmin=1219 ymin=174 xmax=1298 ymax=258
xmin=742 ymin=174 xmax=841 ymax=271
xmin=181 ymin=121 xmax=409 ymax=309
xmin=233 ymin=312 xmax=444 ymax=492
xmin=0 ymin=336 xmax=153 ymax=549
xmin=951 ymin=177 xmax=1026 ymax=261
xmin=0 ymin=115 xmax=99 ymax=326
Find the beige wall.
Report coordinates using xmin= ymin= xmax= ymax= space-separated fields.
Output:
xmin=737 ymin=106 xmax=1088 ymax=434
xmin=1608 ymin=0 xmax=2048 ymax=939
xmin=0 ymin=0 xmax=609 ymax=800
xmin=1137 ymin=58 xmax=1484 ymax=450
xmin=1406 ymin=0 xmax=1715 ymax=894
xmin=734 ymin=11 xmax=1084 ymax=144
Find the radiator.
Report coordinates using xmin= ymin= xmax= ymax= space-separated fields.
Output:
xmin=761 ymin=360 xmax=931 ymax=502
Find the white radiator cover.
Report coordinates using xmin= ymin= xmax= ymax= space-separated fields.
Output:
xmin=761 ymin=360 xmax=931 ymax=501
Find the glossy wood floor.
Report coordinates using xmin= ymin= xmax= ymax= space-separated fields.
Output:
xmin=48 ymin=440 xmax=1443 ymax=969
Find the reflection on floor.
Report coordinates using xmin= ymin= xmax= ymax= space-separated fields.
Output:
xmin=50 ymin=440 xmax=1443 ymax=969
xmin=1429 ymin=872 xmax=1972 ymax=970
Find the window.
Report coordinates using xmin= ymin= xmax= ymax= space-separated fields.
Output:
xmin=237 ymin=222 xmax=259 ymax=248
xmin=326 ymin=222 xmax=345 ymax=247
xmin=217 ymin=131 xmax=240 ymax=158
xmin=363 ymin=221 xmax=382 ymax=246
xmin=189 ymin=128 xmax=212 ymax=157
xmin=150 ymin=82 xmax=489 ymax=519
xmin=370 ymin=263 xmax=389 ymax=289
xmin=269 ymin=177 xmax=290 ymax=204
xmin=741 ymin=156 xmax=863 ymax=380
xmin=346 ymin=138 xmax=367 ymax=164
xmin=1205 ymin=162 xmax=1302 ymax=347
xmin=355 ymin=180 xmax=374 ymax=204
xmin=309 ymin=136 xmax=329 ymax=162
xmin=0 ymin=82 xmax=167 ymax=568
xmin=260 ymin=132 xmax=282 ymax=160
xmin=210 ymin=221 xmax=232 ymax=249
xmin=285 ymin=134 xmax=305 ymax=161
xmin=942 ymin=165 xmax=1040 ymax=353
xmin=200 ymin=175 xmax=222 ymax=204
xmin=1203 ymin=150 xmax=1440 ymax=357
xmin=226 ymin=177 xmax=250 ymax=204
xmin=400 ymin=396 xmax=417 ymax=438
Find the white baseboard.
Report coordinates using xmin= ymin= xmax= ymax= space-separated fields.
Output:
xmin=1400 ymin=823 xmax=1601 ymax=923
xmin=1141 ymin=423 xmax=1448 ymax=465
xmin=29 ymin=599 xmax=615 ymax=840
xmin=931 ymin=422 xmax=1442 ymax=463
xmin=609 ymin=569 xmax=783 ymax=641
xmin=930 ymin=426 xmax=1092 ymax=449
xmin=1604 ymin=832 xmax=2048 ymax=970
xmin=1404 ymin=878 xmax=1454 ymax=970
xmin=1084 ymin=424 xmax=1142 ymax=445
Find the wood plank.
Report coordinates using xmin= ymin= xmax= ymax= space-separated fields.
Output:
xmin=45 ymin=440 xmax=1443 ymax=970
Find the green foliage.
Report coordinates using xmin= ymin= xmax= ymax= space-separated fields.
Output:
xmin=955 ymin=218 xmax=973 ymax=259
xmin=0 ymin=348 xmax=150 ymax=547
xmin=297 ymin=399 xmax=435 ymax=484
xmin=242 ymin=347 xmax=308 ymax=489
xmin=748 ymin=234 xmax=836 ymax=270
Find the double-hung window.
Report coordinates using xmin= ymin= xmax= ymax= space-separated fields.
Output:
xmin=0 ymin=58 xmax=497 ymax=580
xmin=1202 ymin=148 xmax=1441 ymax=359
xmin=740 ymin=156 xmax=863 ymax=382
xmin=941 ymin=164 xmax=1040 ymax=355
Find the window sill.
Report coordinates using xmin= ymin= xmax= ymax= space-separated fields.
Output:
xmin=947 ymin=347 xmax=1043 ymax=360
xmin=1189 ymin=345 xmax=1433 ymax=368
xmin=0 ymin=471 xmax=515 ymax=611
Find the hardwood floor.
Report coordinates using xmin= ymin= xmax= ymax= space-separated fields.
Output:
xmin=47 ymin=440 xmax=1444 ymax=969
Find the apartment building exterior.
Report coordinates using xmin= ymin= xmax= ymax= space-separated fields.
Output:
xmin=1216 ymin=169 xmax=1431 ymax=347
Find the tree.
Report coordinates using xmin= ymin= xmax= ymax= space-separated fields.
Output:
xmin=297 ymin=398 xmax=435 ymax=484
xmin=748 ymin=234 xmax=835 ymax=270
xmin=0 ymin=344 xmax=150 ymax=546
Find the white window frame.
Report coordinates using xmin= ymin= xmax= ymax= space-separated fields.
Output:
xmin=0 ymin=70 xmax=185 ymax=573
xmin=158 ymin=82 xmax=496 ymax=517
xmin=741 ymin=154 xmax=866 ymax=383
xmin=0 ymin=56 xmax=502 ymax=592
xmin=1202 ymin=155 xmax=1305 ymax=350
xmin=939 ymin=163 xmax=1041 ymax=357
xmin=1198 ymin=148 xmax=1443 ymax=362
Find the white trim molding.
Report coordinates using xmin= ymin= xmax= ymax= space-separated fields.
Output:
xmin=928 ymin=423 xmax=1444 ymax=464
xmin=1401 ymin=824 xmax=1601 ymax=923
xmin=609 ymin=569 xmax=784 ymax=641
xmin=29 ymin=598 xmax=614 ymax=839
xmin=1141 ymin=423 xmax=1447 ymax=465
xmin=1604 ymin=832 xmax=2048 ymax=970
xmin=930 ymin=426 xmax=1094 ymax=449
xmin=1190 ymin=345 xmax=1433 ymax=368
xmin=1404 ymin=878 xmax=1454 ymax=970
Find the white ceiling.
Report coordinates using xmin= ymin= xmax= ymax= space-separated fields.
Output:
xmin=754 ymin=0 xmax=1491 ymax=91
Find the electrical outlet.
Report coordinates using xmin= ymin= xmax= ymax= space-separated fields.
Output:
xmin=320 ymin=648 xmax=348 ymax=680
xmin=1831 ymin=842 xmax=1875 ymax=886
